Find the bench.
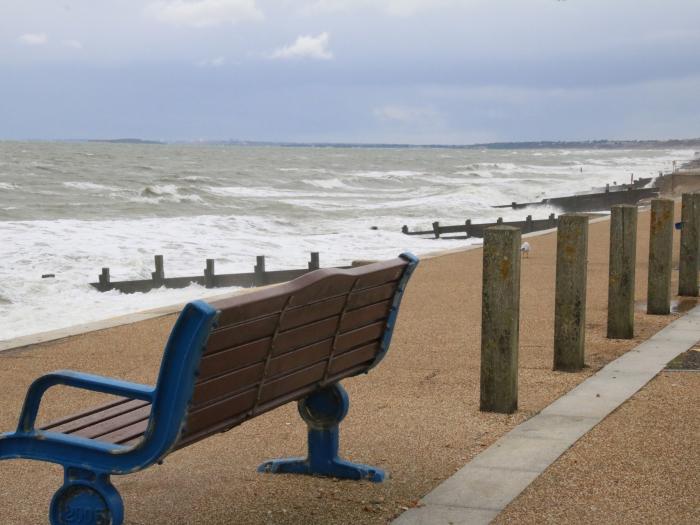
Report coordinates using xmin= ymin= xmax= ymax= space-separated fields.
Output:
xmin=0 ymin=253 xmax=418 ymax=525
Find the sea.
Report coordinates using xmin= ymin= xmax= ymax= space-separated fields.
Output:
xmin=0 ymin=141 xmax=693 ymax=342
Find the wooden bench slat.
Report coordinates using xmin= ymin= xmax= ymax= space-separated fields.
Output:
xmin=71 ymin=405 xmax=151 ymax=440
xmin=178 ymin=358 xmax=376 ymax=450
xmin=210 ymin=260 xmax=405 ymax=327
xmin=340 ymin=300 xmax=392 ymax=332
xmin=205 ymin=281 xmax=396 ymax=355
xmin=96 ymin=419 xmax=150 ymax=446
xmin=183 ymin=388 xmax=258 ymax=439
xmin=191 ymin=318 xmax=386 ymax=410
xmin=41 ymin=397 xmax=134 ymax=431
xmin=43 ymin=399 xmax=149 ymax=435
xmin=346 ymin=282 xmax=395 ymax=310
xmin=199 ymin=298 xmax=391 ymax=382
xmin=277 ymin=295 xmax=346 ymax=331
xmin=192 ymin=363 xmax=265 ymax=407
xmin=184 ymin=332 xmax=384 ymax=436
xmin=288 ymin=264 xmax=403 ymax=306
xmin=328 ymin=341 xmax=379 ymax=375
xmin=267 ymin=339 xmax=334 ymax=378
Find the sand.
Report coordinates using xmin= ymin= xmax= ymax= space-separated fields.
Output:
xmin=0 ymin=203 xmax=693 ymax=524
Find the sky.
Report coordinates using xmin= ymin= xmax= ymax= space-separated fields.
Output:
xmin=1 ymin=0 xmax=699 ymax=144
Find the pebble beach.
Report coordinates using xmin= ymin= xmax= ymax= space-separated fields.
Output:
xmin=0 ymin=201 xmax=696 ymax=524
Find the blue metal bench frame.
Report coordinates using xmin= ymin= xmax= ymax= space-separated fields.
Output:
xmin=0 ymin=253 xmax=418 ymax=525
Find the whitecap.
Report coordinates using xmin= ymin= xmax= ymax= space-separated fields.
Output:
xmin=63 ymin=181 xmax=120 ymax=192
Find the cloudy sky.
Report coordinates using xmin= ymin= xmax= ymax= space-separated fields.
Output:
xmin=1 ymin=0 xmax=699 ymax=143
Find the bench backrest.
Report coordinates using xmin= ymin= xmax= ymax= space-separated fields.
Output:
xmin=175 ymin=253 xmax=418 ymax=448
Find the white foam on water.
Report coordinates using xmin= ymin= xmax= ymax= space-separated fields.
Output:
xmin=302 ymin=178 xmax=353 ymax=190
xmin=205 ymin=186 xmax=319 ymax=199
xmin=350 ymin=170 xmax=425 ymax=179
xmin=63 ymin=181 xmax=120 ymax=192
xmin=0 ymin=214 xmax=469 ymax=341
xmin=0 ymin=144 xmax=693 ymax=343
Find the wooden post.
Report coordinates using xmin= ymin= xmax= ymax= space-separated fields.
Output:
xmin=152 ymin=255 xmax=165 ymax=287
xmin=525 ymin=215 xmax=533 ymax=233
xmin=647 ymin=199 xmax=674 ymax=314
xmin=607 ymin=205 xmax=637 ymax=339
xmin=496 ymin=217 xmax=503 ymax=225
xmin=308 ymin=252 xmax=320 ymax=271
xmin=480 ymin=226 xmax=521 ymax=414
xmin=465 ymin=219 xmax=472 ymax=237
xmin=678 ymin=193 xmax=700 ymax=297
xmin=204 ymin=259 xmax=216 ymax=289
xmin=554 ymin=214 xmax=589 ymax=371
xmin=99 ymin=268 xmax=111 ymax=291
xmin=254 ymin=256 xmax=266 ymax=286
xmin=432 ymin=221 xmax=440 ymax=239
xmin=549 ymin=213 xmax=556 ymax=227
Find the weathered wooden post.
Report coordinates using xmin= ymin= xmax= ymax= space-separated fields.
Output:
xmin=480 ymin=226 xmax=521 ymax=413
xmin=553 ymin=214 xmax=589 ymax=371
xmin=308 ymin=252 xmax=320 ymax=271
xmin=204 ymin=259 xmax=216 ymax=289
xmin=549 ymin=213 xmax=556 ymax=227
xmin=525 ymin=215 xmax=533 ymax=233
xmin=254 ymin=256 xmax=266 ymax=286
xmin=152 ymin=255 xmax=165 ymax=288
xmin=465 ymin=219 xmax=472 ymax=237
xmin=647 ymin=199 xmax=674 ymax=314
xmin=607 ymin=205 xmax=637 ymax=339
xmin=678 ymin=193 xmax=700 ymax=297
xmin=98 ymin=268 xmax=111 ymax=291
xmin=432 ymin=221 xmax=440 ymax=239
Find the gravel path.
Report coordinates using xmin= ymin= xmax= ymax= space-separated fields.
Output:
xmin=494 ymin=370 xmax=700 ymax=524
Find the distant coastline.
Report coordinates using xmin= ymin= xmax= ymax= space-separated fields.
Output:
xmin=87 ymin=138 xmax=164 ymax=145
xmin=201 ymin=138 xmax=700 ymax=151
xmin=36 ymin=137 xmax=700 ymax=150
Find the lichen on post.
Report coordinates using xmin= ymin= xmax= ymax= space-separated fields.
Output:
xmin=554 ymin=214 xmax=589 ymax=371
xmin=607 ymin=205 xmax=637 ymax=339
xmin=647 ymin=199 xmax=674 ymax=314
xmin=480 ymin=225 xmax=521 ymax=414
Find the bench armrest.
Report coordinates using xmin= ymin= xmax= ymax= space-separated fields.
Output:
xmin=16 ymin=370 xmax=155 ymax=433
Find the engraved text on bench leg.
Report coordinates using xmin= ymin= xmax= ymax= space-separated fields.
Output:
xmin=49 ymin=467 xmax=124 ymax=525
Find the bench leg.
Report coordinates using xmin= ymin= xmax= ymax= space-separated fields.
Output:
xmin=257 ymin=383 xmax=385 ymax=482
xmin=49 ymin=467 xmax=124 ymax=525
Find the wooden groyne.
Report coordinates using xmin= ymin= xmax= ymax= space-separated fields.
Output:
xmin=402 ymin=213 xmax=558 ymax=239
xmin=590 ymin=176 xmax=652 ymax=193
xmin=92 ymin=252 xmax=333 ymax=293
xmin=492 ymin=186 xmax=659 ymax=213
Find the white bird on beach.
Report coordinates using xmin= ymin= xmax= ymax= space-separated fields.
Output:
xmin=521 ymin=241 xmax=531 ymax=258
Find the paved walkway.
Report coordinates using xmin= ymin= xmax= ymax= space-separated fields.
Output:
xmin=393 ymin=306 xmax=700 ymax=524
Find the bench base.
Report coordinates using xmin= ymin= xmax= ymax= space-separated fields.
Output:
xmin=50 ymin=467 xmax=124 ymax=525
xmin=257 ymin=383 xmax=385 ymax=483
xmin=258 ymin=428 xmax=385 ymax=482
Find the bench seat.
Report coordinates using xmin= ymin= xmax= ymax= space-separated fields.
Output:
xmin=41 ymin=398 xmax=151 ymax=447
